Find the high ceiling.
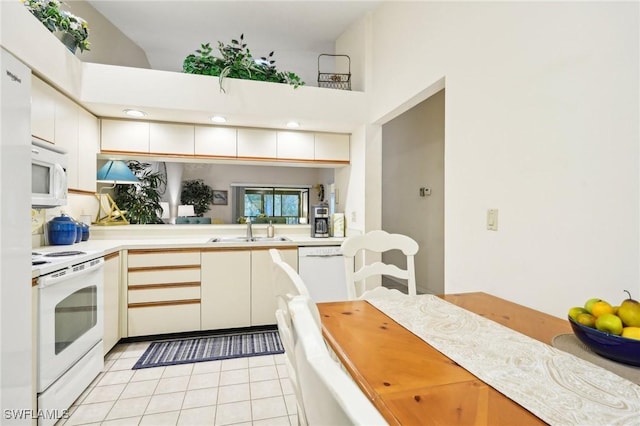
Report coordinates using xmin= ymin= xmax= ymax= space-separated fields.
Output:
xmin=87 ymin=1 xmax=382 ymax=78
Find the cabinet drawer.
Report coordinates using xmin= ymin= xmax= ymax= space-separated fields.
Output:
xmin=128 ymin=250 xmax=201 ymax=268
xmin=128 ymin=284 xmax=200 ymax=304
xmin=128 ymin=303 xmax=200 ymax=336
xmin=128 ymin=267 xmax=200 ymax=286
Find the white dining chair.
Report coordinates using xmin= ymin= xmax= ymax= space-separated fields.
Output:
xmin=341 ymin=229 xmax=419 ymax=300
xmin=288 ymin=296 xmax=388 ymax=426
xmin=270 ymin=249 xmax=321 ymax=425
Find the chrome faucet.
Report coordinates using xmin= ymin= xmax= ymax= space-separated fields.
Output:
xmin=246 ymin=217 xmax=253 ymax=241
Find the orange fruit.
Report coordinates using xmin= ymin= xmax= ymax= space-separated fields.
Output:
xmin=591 ymin=301 xmax=614 ymax=318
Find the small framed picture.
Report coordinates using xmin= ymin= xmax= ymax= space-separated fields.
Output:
xmin=212 ymin=190 xmax=228 ymax=205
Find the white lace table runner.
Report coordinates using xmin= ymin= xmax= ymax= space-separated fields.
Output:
xmin=367 ymin=294 xmax=640 ymax=425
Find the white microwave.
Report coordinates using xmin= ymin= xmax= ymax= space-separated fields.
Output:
xmin=31 ymin=139 xmax=68 ymax=209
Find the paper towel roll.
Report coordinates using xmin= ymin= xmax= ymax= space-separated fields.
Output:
xmin=332 ymin=213 xmax=345 ymax=237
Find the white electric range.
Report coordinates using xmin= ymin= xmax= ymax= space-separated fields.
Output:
xmin=32 ymin=247 xmax=106 ymax=426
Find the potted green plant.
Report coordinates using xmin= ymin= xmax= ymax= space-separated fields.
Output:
xmin=181 ymin=179 xmax=214 ymax=217
xmin=183 ymin=34 xmax=304 ymax=92
xmin=22 ymin=0 xmax=90 ymax=53
xmin=114 ymin=161 xmax=166 ymax=224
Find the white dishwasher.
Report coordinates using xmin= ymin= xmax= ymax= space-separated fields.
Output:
xmin=298 ymin=246 xmax=348 ymax=302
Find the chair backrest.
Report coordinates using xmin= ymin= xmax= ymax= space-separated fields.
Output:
xmin=270 ymin=249 xmax=321 ymax=425
xmin=341 ymin=230 xmax=419 ymax=300
xmin=269 ymin=249 xmax=312 ymax=299
xmin=275 ymin=307 xmax=308 ymax=425
xmin=289 ymin=296 xmax=388 ymax=426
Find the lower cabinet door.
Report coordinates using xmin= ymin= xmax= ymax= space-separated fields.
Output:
xmin=103 ymin=252 xmax=120 ymax=354
xmin=251 ymin=248 xmax=298 ymax=326
xmin=201 ymin=250 xmax=251 ymax=330
xmin=128 ymin=303 xmax=200 ymax=337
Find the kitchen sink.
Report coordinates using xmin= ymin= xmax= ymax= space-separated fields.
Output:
xmin=208 ymin=236 xmax=291 ymax=243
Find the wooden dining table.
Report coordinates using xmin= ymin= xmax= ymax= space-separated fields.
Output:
xmin=317 ymin=292 xmax=572 ymax=426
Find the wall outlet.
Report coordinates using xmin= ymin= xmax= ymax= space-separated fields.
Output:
xmin=351 ymin=211 xmax=357 ymax=222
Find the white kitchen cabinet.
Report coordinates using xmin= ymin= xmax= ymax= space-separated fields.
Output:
xmin=315 ymin=132 xmax=350 ymax=162
xmin=201 ymin=248 xmax=252 ymax=330
xmin=101 ymin=119 xmax=150 ymax=153
xmin=277 ymin=131 xmax=314 ymax=160
xmin=77 ymin=107 xmax=99 ymax=192
xmin=237 ymin=128 xmax=277 ymax=159
xmin=194 ymin=126 xmax=237 ymax=157
xmin=149 ymin=122 xmax=194 ymax=155
xmin=31 ymin=75 xmax=56 ymax=143
xmin=103 ymin=251 xmax=120 ymax=355
xmin=54 ymin=94 xmax=79 ymax=189
xmin=251 ymin=247 xmax=298 ymax=326
xmin=126 ymin=249 xmax=201 ymax=337
xmin=30 ymin=77 xmax=99 ymax=191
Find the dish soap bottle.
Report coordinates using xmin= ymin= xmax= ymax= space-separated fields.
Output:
xmin=267 ymin=220 xmax=274 ymax=238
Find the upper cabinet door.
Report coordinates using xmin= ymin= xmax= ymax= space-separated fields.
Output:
xmin=149 ymin=123 xmax=194 ymax=155
xmin=101 ymin=119 xmax=150 ymax=153
xmin=77 ymin=108 xmax=99 ymax=193
xmin=54 ymin=95 xmax=79 ymax=188
xmin=31 ymin=76 xmax=56 ymax=143
xmin=315 ymin=133 xmax=350 ymax=162
xmin=194 ymin=126 xmax=237 ymax=157
xmin=277 ymin=131 xmax=314 ymax=160
xmin=237 ymin=128 xmax=277 ymax=159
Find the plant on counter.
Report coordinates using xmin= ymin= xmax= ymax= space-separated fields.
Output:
xmin=22 ymin=0 xmax=90 ymax=53
xmin=182 ymin=33 xmax=304 ymax=92
xmin=114 ymin=161 xmax=166 ymax=224
xmin=180 ymin=179 xmax=214 ymax=217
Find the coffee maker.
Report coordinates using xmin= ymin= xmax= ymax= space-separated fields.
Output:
xmin=310 ymin=203 xmax=330 ymax=238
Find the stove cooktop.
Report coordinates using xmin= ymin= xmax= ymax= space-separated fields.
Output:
xmin=32 ymin=249 xmax=103 ymax=276
xmin=44 ymin=251 xmax=87 ymax=257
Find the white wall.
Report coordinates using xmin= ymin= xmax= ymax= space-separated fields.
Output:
xmin=382 ymin=89 xmax=445 ymax=295
xmin=63 ymin=0 xmax=151 ymax=69
xmin=342 ymin=1 xmax=640 ymax=317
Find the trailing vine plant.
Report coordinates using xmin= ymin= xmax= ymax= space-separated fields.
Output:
xmin=183 ymin=34 xmax=304 ymax=92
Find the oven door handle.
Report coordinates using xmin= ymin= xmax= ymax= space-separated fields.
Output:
xmin=39 ymin=258 xmax=104 ymax=288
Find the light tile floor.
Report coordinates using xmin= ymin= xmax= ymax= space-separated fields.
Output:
xmin=57 ymin=341 xmax=298 ymax=426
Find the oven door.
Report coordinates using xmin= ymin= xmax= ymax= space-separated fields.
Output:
xmin=38 ymin=258 xmax=104 ymax=392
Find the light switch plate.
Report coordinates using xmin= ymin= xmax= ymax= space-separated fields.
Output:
xmin=487 ymin=209 xmax=498 ymax=231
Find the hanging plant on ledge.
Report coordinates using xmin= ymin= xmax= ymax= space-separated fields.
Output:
xmin=22 ymin=0 xmax=90 ymax=53
xmin=182 ymin=34 xmax=304 ymax=92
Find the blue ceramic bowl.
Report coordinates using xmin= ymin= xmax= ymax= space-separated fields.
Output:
xmin=81 ymin=223 xmax=90 ymax=241
xmin=74 ymin=221 xmax=82 ymax=243
xmin=568 ymin=317 xmax=640 ymax=366
xmin=47 ymin=214 xmax=77 ymax=245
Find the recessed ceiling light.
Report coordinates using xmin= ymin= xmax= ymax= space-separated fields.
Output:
xmin=211 ymin=115 xmax=227 ymax=123
xmin=286 ymin=121 xmax=300 ymax=129
xmin=123 ymin=109 xmax=146 ymax=117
